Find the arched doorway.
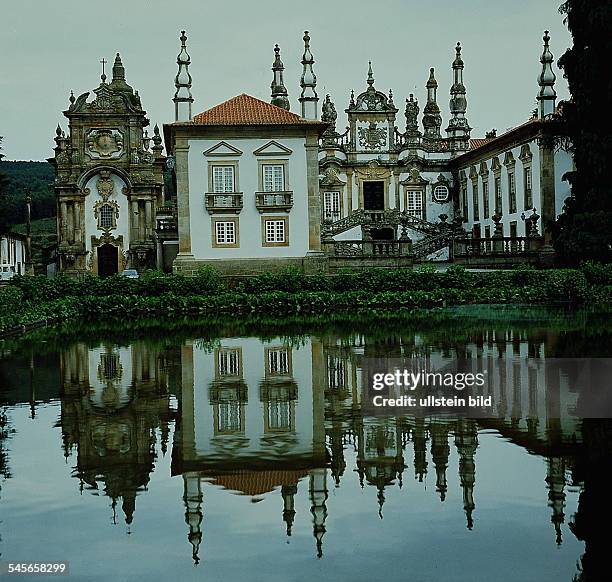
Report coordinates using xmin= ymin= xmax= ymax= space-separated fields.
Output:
xmin=97 ymin=244 xmax=119 ymax=277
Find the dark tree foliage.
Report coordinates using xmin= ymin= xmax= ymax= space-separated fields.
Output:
xmin=553 ymin=1 xmax=612 ymax=264
xmin=0 ymin=159 xmax=55 ymax=234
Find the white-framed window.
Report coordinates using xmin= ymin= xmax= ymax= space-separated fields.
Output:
xmin=217 ymin=348 xmax=240 ymax=376
xmin=508 ymin=172 xmax=517 ymax=213
xmin=268 ymin=348 xmax=290 ymax=375
xmin=99 ymin=204 xmax=114 ymax=229
xmin=265 ymin=219 xmax=286 ymax=243
xmin=433 ymin=185 xmax=449 ymax=202
xmin=217 ymin=402 xmax=242 ymax=433
xmin=524 ymin=166 xmax=533 ymax=209
xmin=212 ymin=165 xmax=235 ymax=193
xmin=263 ymin=165 xmax=284 ymax=192
xmin=406 ymin=190 xmax=423 ymax=218
xmin=323 ymin=191 xmax=341 ymax=220
xmin=215 ymin=220 xmax=236 ymax=245
xmin=461 ymin=184 xmax=469 ymax=222
xmin=267 ymin=401 xmax=291 ymax=431
xmin=482 ymin=180 xmax=490 ymax=219
xmin=472 ymin=182 xmax=480 ymax=221
xmin=99 ymin=352 xmax=120 ymax=381
xmin=495 ymin=176 xmax=503 ymax=213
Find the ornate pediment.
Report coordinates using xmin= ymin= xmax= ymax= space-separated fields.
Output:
xmin=519 ymin=144 xmax=533 ymax=163
xmin=355 ymin=160 xmax=391 ymax=180
xmin=319 ymin=165 xmax=346 ymax=187
xmin=400 ymin=166 xmax=428 ymax=186
xmin=69 ymin=82 xmax=142 ymax=115
xmin=203 ymin=141 xmax=243 ymax=157
xmin=253 ymin=140 xmax=293 ymax=157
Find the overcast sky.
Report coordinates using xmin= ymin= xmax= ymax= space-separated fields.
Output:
xmin=0 ymin=0 xmax=571 ymax=161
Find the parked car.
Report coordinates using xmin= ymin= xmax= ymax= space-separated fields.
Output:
xmin=120 ymin=269 xmax=139 ymax=279
xmin=0 ymin=265 xmax=16 ymax=282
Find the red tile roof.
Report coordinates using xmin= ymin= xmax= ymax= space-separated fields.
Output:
xmin=207 ymin=469 xmax=308 ymax=497
xmin=470 ymin=138 xmax=493 ymax=150
xmin=192 ymin=94 xmax=316 ymax=126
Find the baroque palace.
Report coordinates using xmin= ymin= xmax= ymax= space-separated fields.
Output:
xmin=50 ymin=29 xmax=572 ymax=275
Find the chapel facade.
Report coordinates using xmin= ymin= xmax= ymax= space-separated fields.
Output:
xmin=50 ymin=54 xmax=166 ymax=276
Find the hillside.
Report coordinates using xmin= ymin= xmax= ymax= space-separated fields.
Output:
xmin=0 ymin=160 xmax=55 ymax=233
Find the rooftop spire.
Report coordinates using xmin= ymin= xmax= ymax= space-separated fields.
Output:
xmin=446 ymin=41 xmax=471 ymax=153
xmin=537 ymin=30 xmax=557 ymax=118
xmin=367 ymin=61 xmax=374 ymax=86
xmin=174 ymin=30 xmax=193 ymax=122
xmin=108 ymin=53 xmax=134 ymax=94
xmin=112 ymin=53 xmax=125 ymax=81
xmin=299 ymin=31 xmax=318 ymax=119
xmin=423 ymin=68 xmax=442 ymax=142
xmin=271 ymin=44 xmax=290 ymax=111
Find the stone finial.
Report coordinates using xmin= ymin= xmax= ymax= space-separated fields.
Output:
xmin=174 ymin=30 xmax=193 ymax=121
xmin=271 ymin=44 xmax=290 ymax=111
xmin=537 ymin=30 xmax=557 ymax=118
xmin=299 ymin=30 xmax=318 ymax=119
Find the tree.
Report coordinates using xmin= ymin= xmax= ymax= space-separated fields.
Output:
xmin=0 ymin=136 xmax=10 ymax=234
xmin=552 ymin=1 xmax=612 ymax=264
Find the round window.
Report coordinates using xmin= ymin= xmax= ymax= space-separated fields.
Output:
xmin=433 ymin=185 xmax=449 ymax=202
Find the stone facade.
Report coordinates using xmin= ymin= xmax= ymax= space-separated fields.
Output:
xmin=50 ymin=54 xmax=165 ymax=276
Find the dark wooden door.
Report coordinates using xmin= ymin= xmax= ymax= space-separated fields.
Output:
xmin=363 ymin=181 xmax=385 ymax=210
xmin=97 ymin=244 xmax=118 ymax=277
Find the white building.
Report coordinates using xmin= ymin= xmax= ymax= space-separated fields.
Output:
xmin=162 ymin=29 xmax=571 ymax=272
xmin=164 ymin=33 xmax=326 ymax=276
xmin=0 ymin=232 xmax=26 ymax=280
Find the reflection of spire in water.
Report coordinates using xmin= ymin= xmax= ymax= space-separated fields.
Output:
xmin=431 ymin=420 xmax=450 ymax=502
xmin=183 ymin=474 xmax=203 ymax=565
xmin=546 ymin=457 xmax=566 ymax=545
xmin=455 ymin=419 xmax=478 ymax=530
xmin=282 ymin=484 xmax=297 ymax=536
xmin=327 ymin=421 xmax=347 ymax=486
xmin=309 ymin=469 xmax=328 ymax=558
xmin=413 ymin=418 xmax=428 ymax=483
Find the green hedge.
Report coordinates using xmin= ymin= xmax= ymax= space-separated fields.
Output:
xmin=1 ymin=264 xmax=610 ymax=335
xmin=5 ymin=264 xmax=596 ymax=301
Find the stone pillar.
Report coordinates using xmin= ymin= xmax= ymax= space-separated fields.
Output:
xmin=346 ymin=169 xmax=353 ymax=213
xmin=145 ymin=199 xmax=152 ymax=238
xmin=539 ymin=140 xmax=556 ymax=245
xmin=74 ymin=200 xmax=82 ymax=244
xmin=60 ymin=201 xmax=68 ymax=243
xmin=175 ymin=140 xmax=193 ymax=256
xmin=180 ymin=342 xmax=196 ymax=457
xmin=394 ymin=170 xmax=400 ymax=210
xmin=66 ymin=201 xmax=74 ymax=244
xmin=131 ymin=199 xmax=139 ymax=241
xmin=311 ymin=339 xmax=326 ymax=458
xmin=305 ymin=134 xmax=322 ymax=252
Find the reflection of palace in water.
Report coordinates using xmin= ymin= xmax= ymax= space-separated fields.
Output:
xmin=59 ymin=342 xmax=177 ymax=525
xmin=54 ymin=328 xmax=588 ymax=563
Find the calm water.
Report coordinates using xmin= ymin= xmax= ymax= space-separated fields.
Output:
xmin=0 ymin=308 xmax=610 ymax=582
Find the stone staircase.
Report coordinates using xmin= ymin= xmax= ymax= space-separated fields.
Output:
xmin=322 ymin=209 xmax=444 ymax=238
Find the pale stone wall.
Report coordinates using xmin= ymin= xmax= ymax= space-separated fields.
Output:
xmin=185 ymin=136 xmax=310 ymax=260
